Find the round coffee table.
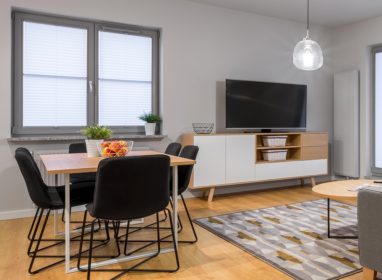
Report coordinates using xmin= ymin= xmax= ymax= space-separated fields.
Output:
xmin=312 ymin=179 xmax=373 ymax=239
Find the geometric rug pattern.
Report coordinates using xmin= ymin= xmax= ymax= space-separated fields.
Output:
xmin=194 ymin=199 xmax=360 ymax=280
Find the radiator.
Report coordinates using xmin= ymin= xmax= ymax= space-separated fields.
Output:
xmin=33 ymin=149 xmax=68 ymax=186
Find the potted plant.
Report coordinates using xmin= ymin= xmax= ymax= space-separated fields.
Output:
xmin=81 ymin=125 xmax=113 ymax=157
xmin=138 ymin=113 xmax=162 ymax=136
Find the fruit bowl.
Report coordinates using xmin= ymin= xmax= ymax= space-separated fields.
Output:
xmin=98 ymin=140 xmax=134 ymax=158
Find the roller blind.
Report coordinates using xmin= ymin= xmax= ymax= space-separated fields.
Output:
xmin=98 ymin=31 xmax=152 ymax=126
xmin=22 ymin=21 xmax=88 ymax=127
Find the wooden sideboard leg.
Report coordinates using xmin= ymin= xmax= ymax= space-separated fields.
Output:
xmin=300 ymin=178 xmax=305 ymax=187
xmin=363 ymin=267 xmax=376 ymax=280
xmin=207 ymin=188 xmax=215 ymax=202
xmin=310 ymin=177 xmax=316 ymax=186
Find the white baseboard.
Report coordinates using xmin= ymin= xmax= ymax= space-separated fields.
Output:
xmin=0 ymin=205 xmax=86 ymax=221
xmin=0 ymin=208 xmax=37 ymax=220
xmin=1 ymin=176 xmax=332 ymax=220
xmin=0 ymin=206 xmax=145 ymax=224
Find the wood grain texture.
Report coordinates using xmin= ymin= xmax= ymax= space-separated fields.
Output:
xmin=301 ymin=133 xmax=328 ymax=147
xmin=0 ymin=186 xmax=364 ymax=280
xmin=301 ymin=146 xmax=329 ymax=160
xmin=312 ymin=179 xmax=373 ymax=199
xmin=41 ymin=151 xmax=195 ymax=174
xmin=363 ymin=267 xmax=376 ymax=280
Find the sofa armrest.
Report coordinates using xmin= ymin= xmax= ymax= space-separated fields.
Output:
xmin=358 ymin=187 xmax=382 ymax=272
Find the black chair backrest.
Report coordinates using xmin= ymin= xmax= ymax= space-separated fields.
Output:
xmin=178 ymin=145 xmax=199 ymax=194
xmin=69 ymin=142 xmax=87 ymax=154
xmin=165 ymin=142 xmax=182 ymax=156
xmin=14 ymin=147 xmax=52 ymax=209
xmin=92 ymin=155 xmax=171 ymax=220
xmin=69 ymin=142 xmax=96 ymax=182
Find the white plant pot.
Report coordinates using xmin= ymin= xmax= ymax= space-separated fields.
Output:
xmin=85 ymin=139 xmax=103 ymax=157
xmin=144 ymin=123 xmax=156 ymax=136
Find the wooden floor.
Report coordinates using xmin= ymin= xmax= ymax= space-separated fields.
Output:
xmin=0 ymin=185 xmax=363 ymax=280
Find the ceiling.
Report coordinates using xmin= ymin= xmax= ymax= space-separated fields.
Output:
xmin=187 ymin=0 xmax=382 ymax=27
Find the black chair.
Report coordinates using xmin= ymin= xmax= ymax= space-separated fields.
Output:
xmin=69 ymin=142 xmax=96 ymax=184
xmin=164 ymin=142 xmax=182 ymax=156
xmin=128 ymin=142 xmax=181 ymax=233
xmin=59 ymin=143 xmax=96 ymax=223
xmin=77 ymin=155 xmax=179 ymax=280
xmin=127 ymin=145 xmax=199 ymax=243
xmin=15 ymin=147 xmax=108 ymax=274
xmin=170 ymin=145 xmax=199 ymax=243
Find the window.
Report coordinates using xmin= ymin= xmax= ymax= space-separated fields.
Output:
xmin=372 ymin=46 xmax=382 ymax=174
xmin=12 ymin=12 xmax=159 ymax=135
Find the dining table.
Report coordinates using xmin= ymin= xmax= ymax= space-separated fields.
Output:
xmin=40 ymin=150 xmax=196 ymax=273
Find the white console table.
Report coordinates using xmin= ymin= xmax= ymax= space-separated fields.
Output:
xmin=182 ymin=132 xmax=328 ymax=202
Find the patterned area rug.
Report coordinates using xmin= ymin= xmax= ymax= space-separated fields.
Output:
xmin=194 ymin=199 xmax=360 ymax=280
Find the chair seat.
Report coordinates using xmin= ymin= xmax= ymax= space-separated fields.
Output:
xmin=70 ymin=173 xmax=96 ymax=184
xmin=47 ymin=182 xmax=94 ymax=209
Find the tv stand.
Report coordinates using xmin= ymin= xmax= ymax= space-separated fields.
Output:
xmin=182 ymin=132 xmax=328 ymax=202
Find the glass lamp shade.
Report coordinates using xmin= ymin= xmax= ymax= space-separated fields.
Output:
xmin=293 ymin=38 xmax=323 ymax=71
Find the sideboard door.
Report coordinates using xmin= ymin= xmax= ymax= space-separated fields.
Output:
xmin=193 ymin=135 xmax=226 ymax=187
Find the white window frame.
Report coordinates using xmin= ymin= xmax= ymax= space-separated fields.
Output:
xmin=372 ymin=45 xmax=382 ymax=175
xmin=12 ymin=11 xmax=160 ymax=136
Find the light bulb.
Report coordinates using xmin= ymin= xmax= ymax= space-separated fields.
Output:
xmin=293 ymin=37 xmax=323 ymax=71
xmin=302 ymin=46 xmax=314 ymax=67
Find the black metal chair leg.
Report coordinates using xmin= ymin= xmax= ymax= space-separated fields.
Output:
xmin=180 ymin=194 xmax=198 ymax=243
xmin=77 ymin=210 xmax=88 ymax=271
xmin=170 ymin=199 xmax=183 ymax=232
xmin=29 ymin=209 xmax=65 ymax=274
xmin=27 ymin=208 xmax=44 ymax=257
xmin=27 ymin=208 xmax=40 ymax=241
xmin=87 ymin=221 xmax=96 ymax=280
xmin=123 ymin=220 xmax=131 ymax=255
xmin=166 ymin=208 xmax=180 ymax=271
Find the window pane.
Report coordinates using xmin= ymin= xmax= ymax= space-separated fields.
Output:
xmin=22 ymin=21 xmax=87 ymax=126
xmin=376 ymin=53 xmax=382 ymax=168
xmin=98 ymin=31 xmax=152 ymax=126
xmin=23 ymin=76 xmax=87 ymax=126
xmin=99 ymin=80 xmax=151 ymax=126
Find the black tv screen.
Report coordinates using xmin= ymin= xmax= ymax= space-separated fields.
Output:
xmin=226 ymin=79 xmax=307 ymax=129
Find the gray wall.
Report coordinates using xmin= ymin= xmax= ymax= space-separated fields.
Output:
xmin=0 ymin=0 xmax=334 ymax=218
xmin=331 ymin=15 xmax=382 ymax=178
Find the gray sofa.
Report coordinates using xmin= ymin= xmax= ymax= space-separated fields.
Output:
xmin=358 ymin=187 xmax=382 ymax=280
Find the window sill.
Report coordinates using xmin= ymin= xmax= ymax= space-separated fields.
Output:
xmin=7 ymin=134 xmax=167 ymax=143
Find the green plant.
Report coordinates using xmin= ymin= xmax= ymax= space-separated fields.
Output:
xmin=138 ymin=113 xmax=162 ymax=123
xmin=81 ymin=125 xmax=113 ymax=139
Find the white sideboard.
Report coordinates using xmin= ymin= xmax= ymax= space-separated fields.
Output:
xmin=182 ymin=132 xmax=328 ymax=201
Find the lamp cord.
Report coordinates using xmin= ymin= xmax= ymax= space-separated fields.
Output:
xmin=307 ymin=0 xmax=310 ymax=38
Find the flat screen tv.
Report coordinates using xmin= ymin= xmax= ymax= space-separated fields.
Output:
xmin=226 ymin=79 xmax=307 ymax=130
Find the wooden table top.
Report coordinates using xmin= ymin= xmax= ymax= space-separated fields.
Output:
xmin=41 ymin=151 xmax=196 ymax=175
xmin=312 ymin=179 xmax=374 ymax=200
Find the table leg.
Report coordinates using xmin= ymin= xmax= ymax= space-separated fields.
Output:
xmin=327 ymin=198 xmax=358 ymax=239
xmin=54 ymin=174 xmax=59 ymax=236
xmin=64 ymin=174 xmax=71 ymax=273
xmin=172 ymin=166 xmax=178 ymax=247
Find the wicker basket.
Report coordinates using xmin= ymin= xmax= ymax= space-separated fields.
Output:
xmin=262 ymin=136 xmax=288 ymax=147
xmin=262 ymin=149 xmax=288 ymax=161
xmin=192 ymin=123 xmax=214 ymax=134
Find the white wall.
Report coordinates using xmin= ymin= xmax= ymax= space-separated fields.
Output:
xmin=0 ymin=0 xmax=333 ymax=218
xmin=331 ymin=15 xmax=382 ymax=178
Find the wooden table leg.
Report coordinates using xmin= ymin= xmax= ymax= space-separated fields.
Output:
xmin=310 ymin=177 xmax=316 ymax=186
xmin=363 ymin=267 xmax=376 ymax=280
xmin=207 ymin=188 xmax=215 ymax=202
